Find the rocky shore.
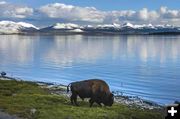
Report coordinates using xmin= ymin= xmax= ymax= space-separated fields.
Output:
xmin=0 ymin=111 xmax=21 ymax=119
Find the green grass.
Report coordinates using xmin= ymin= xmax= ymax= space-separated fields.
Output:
xmin=0 ymin=79 xmax=164 ymax=119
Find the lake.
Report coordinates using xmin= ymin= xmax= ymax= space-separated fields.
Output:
xmin=0 ymin=35 xmax=180 ymax=105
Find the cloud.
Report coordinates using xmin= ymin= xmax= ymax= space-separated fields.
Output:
xmin=0 ymin=1 xmax=33 ymax=19
xmin=0 ymin=1 xmax=180 ymax=25
xmin=0 ymin=1 xmax=6 ymax=5
xmin=38 ymin=3 xmax=105 ymax=23
xmin=38 ymin=3 xmax=180 ymax=25
xmin=134 ymin=8 xmax=160 ymax=21
xmin=138 ymin=8 xmax=149 ymax=20
xmin=158 ymin=6 xmax=180 ymax=25
xmin=160 ymin=6 xmax=179 ymax=18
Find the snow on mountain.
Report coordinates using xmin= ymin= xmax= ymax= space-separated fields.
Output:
xmin=84 ymin=25 xmax=93 ymax=28
xmin=0 ymin=21 xmax=179 ymax=35
xmin=121 ymin=23 xmax=156 ymax=29
xmin=140 ymin=24 xmax=155 ymax=29
xmin=17 ymin=22 xmax=39 ymax=29
xmin=122 ymin=22 xmax=134 ymax=28
xmin=0 ymin=21 xmax=38 ymax=34
xmin=84 ymin=22 xmax=180 ymax=34
xmin=69 ymin=29 xmax=84 ymax=32
xmin=96 ymin=23 xmax=121 ymax=28
xmin=95 ymin=22 xmax=156 ymax=29
xmin=155 ymin=24 xmax=174 ymax=29
xmin=39 ymin=23 xmax=84 ymax=33
xmin=53 ymin=23 xmax=80 ymax=29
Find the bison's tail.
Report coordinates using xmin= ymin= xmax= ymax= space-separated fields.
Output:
xmin=67 ymin=83 xmax=71 ymax=93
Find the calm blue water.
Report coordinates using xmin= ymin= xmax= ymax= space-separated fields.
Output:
xmin=0 ymin=35 xmax=180 ymax=105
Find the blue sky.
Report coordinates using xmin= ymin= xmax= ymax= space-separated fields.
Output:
xmin=1 ymin=0 xmax=180 ymax=26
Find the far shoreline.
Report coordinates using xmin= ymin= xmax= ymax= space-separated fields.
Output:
xmin=1 ymin=32 xmax=180 ymax=36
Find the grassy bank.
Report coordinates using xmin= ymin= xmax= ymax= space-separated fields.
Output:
xmin=0 ymin=78 xmax=164 ymax=119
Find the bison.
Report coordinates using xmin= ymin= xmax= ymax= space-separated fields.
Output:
xmin=67 ymin=79 xmax=114 ymax=107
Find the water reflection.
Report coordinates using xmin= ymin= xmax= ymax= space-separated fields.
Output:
xmin=0 ymin=35 xmax=37 ymax=64
xmin=43 ymin=35 xmax=105 ymax=67
xmin=0 ymin=35 xmax=179 ymax=66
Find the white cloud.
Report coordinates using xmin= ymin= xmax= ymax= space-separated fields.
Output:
xmin=160 ymin=6 xmax=180 ymax=19
xmin=160 ymin=6 xmax=167 ymax=14
xmin=38 ymin=3 xmax=180 ymax=25
xmin=38 ymin=3 xmax=105 ymax=23
xmin=149 ymin=11 xmax=159 ymax=20
xmin=157 ymin=6 xmax=180 ymax=25
xmin=0 ymin=1 xmax=6 ymax=5
xmin=0 ymin=1 xmax=33 ymax=18
xmin=3 ymin=7 xmax=33 ymax=18
xmin=135 ymin=8 xmax=160 ymax=21
xmin=138 ymin=8 xmax=149 ymax=20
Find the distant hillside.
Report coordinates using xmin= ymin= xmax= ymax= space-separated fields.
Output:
xmin=0 ymin=21 xmax=39 ymax=34
xmin=0 ymin=21 xmax=180 ymax=35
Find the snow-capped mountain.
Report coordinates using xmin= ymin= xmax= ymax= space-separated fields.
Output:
xmin=122 ymin=22 xmax=134 ymax=28
xmin=96 ymin=23 xmax=121 ymax=29
xmin=87 ymin=22 xmax=180 ymax=34
xmin=40 ymin=23 xmax=84 ymax=33
xmin=0 ymin=21 xmax=39 ymax=34
xmin=53 ymin=23 xmax=80 ymax=29
xmin=0 ymin=21 xmax=179 ymax=35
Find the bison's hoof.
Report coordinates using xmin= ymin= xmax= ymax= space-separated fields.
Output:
xmin=75 ymin=104 xmax=79 ymax=106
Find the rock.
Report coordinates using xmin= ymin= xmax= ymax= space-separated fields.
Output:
xmin=12 ymin=94 xmax=17 ymax=97
xmin=1 ymin=71 xmax=6 ymax=77
xmin=0 ymin=111 xmax=21 ymax=119
xmin=30 ymin=108 xmax=37 ymax=115
xmin=174 ymin=101 xmax=180 ymax=104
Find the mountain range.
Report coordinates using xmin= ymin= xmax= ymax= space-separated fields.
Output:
xmin=0 ymin=21 xmax=180 ymax=35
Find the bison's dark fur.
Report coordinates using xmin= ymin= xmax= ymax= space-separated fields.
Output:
xmin=67 ymin=79 xmax=114 ymax=107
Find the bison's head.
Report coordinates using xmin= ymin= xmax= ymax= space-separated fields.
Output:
xmin=103 ymin=93 xmax=114 ymax=106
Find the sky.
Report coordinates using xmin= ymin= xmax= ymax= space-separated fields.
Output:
xmin=1 ymin=0 xmax=180 ymax=26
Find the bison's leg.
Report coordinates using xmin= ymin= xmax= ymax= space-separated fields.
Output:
xmin=89 ymin=98 xmax=94 ymax=107
xmin=80 ymin=97 xmax=84 ymax=101
xmin=96 ymin=101 xmax=102 ymax=107
xmin=79 ymin=95 xmax=84 ymax=101
xmin=73 ymin=94 xmax=79 ymax=106
xmin=70 ymin=94 xmax=74 ymax=105
xmin=90 ymin=98 xmax=102 ymax=107
xmin=95 ymin=97 xmax=103 ymax=107
xmin=70 ymin=92 xmax=78 ymax=106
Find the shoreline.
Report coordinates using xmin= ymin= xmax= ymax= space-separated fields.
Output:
xmin=0 ymin=76 xmax=164 ymax=110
